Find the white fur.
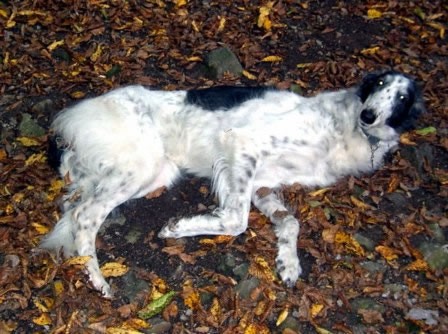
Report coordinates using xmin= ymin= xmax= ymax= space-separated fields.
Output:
xmin=40 ymin=72 xmax=421 ymax=296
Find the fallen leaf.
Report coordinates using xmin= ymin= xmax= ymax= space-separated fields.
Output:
xmin=375 ymin=245 xmax=399 ymax=261
xmin=310 ymin=303 xmax=324 ymax=318
xmin=16 ymin=137 xmax=42 ymax=147
xmin=367 ymin=9 xmax=382 ymax=19
xmin=415 ymin=126 xmax=437 ymax=136
xmin=100 ymin=262 xmax=129 ymax=278
xmin=32 ymin=313 xmax=52 ymax=326
xmin=138 ymin=291 xmax=176 ymax=319
xmin=405 ymin=259 xmax=429 ymax=271
xmin=249 ymin=256 xmax=276 ymax=282
xmin=261 ymin=55 xmax=283 ymax=62
xmin=276 ymin=307 xmax=289 ymax=326
xmin=64 ymin=256 xmax=91 ymax=266
xmin=242 ymin=70 xmax=257 ymax=80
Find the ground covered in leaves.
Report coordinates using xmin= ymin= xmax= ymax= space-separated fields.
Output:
xmin=1 ymin=0 xmax=447 ymax=333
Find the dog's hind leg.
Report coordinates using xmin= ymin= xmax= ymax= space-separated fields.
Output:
xmin=42 ymin=160 xmax=179 ymax=297
xmin=251 ymin=187 xmax=301 ymax=287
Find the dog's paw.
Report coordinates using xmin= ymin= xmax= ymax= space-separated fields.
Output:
xmin=158 ymin=218 xmax=180 ymax=238
xmin=89 ymin=272 xmax=112 ymax=298
xmin=275 ymin=251 xmax=302 ymax=288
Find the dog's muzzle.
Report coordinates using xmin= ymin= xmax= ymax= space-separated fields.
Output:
xmin=360 ymin=109 xmax=376 ymax=125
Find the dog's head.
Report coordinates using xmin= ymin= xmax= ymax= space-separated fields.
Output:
xmin=357 ymin=71 xmax=425 ymax=141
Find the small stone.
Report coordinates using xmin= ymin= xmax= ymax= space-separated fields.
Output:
xmin=234 ymin=277 xmax=260 ymax=299
xmin=18 ymin=114 xmax=46 ymax=137
xmin=147 ymin=318 xmax=172 ymax=334
xmin=31 ymin=99 xmax=57 ymax=115
xmin=419 ymin=242 xmax=448 ymax=271
xmin=205 ymin=46 xmax=243 ymax=79
xmin=350 ymin=297 xmax=385 ymax=313
xmin=360 ymin=261 xmax=387 ymax=274
xmin=354 ymin=233 xmax=376 ymax=251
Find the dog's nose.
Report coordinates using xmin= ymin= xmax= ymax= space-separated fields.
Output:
xmin=360 ymin=109 xmax=376 ymax=124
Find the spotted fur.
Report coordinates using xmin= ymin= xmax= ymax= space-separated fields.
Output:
xmin=40 ymin=71 xmax=424 ymax=297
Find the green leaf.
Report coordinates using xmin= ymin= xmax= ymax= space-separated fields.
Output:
xmin=415 ymin=126 xmax=437 ymax=136
xmin=137 ymin=291 xmax=176 ymax=319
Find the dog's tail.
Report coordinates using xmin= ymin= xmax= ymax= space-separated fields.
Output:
xmin=40 ymin=212 xmax=76 ymax=257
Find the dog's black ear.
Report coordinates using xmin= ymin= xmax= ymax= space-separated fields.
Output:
xmin=357 ymin=73 xmax=380 ymax=102
xmin=391 ymin=81 xmax=426 ymax=132
xmin=410 ymin=83 xmax=426 ymax=120
xmin=401 ymin=88 xmax=426 ymax=131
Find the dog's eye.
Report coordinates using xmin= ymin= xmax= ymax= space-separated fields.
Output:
xmin=399 ymin=95 xmax=408 ymax=101
xmin=377 ymin=80 xmax=384 ymax=86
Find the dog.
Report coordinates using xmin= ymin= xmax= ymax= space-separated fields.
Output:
xmin=41 ymin=71 xmax=424 ymax=297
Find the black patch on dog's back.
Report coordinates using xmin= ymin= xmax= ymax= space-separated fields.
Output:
xmin=186 ymin=86 xmax=272 ymax=111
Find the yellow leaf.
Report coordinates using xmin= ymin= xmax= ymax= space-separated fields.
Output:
xmin=399 ymin=133 xmax=417 ymax=146
xmin=47 ymin=179 xmax=64 ymax=200
xmin=244 ymin=324 xmax=270 ymax=334
xmin=34 ymin=300 xmax=49 ymax=313
xmin=217 ymin=16 xmax=226 ymax=32
xmin=405 ymin=259 xmax=429 ymax=271
xmin=64 ymin=255 xmax=91 ymax=266
xmin=276 ymin=307 xmax=289 ymax=326
xmin=182 ymin=286 xmax=200 ymax=310
xmin=367 ymin=9 xmax=382 ymax=19
xmin=186 ymin=56 xmax=202 ymax=62
xmin=175 ymin=0 xmax=187 ymax=7
xmin=0 ymin=8 xmax=9 ymax=18
xmin=121 ymin=318 xmax=150 ymax=330
xmin=6 ymin=19 xmax=16 ymax=28
xmin=17 ymin=10 xmax=48 ymax=16
xmin=254 ymin=300 xmax=267 ymax=316
xmin=210 ymin=297 xmax=221 ymax=320
xmin=242 ymin=70 xmax=257 ymax=80
xmin=25 ymin=153 xmax=46 ymax=166
xmin=309 ymin=188 xmax=330 ymax=197
xmin=191 ymin=20 xmax=200 ymax=32
xmin=53 ymin=280 xmax=64 ymax=296
xmin=106 ymin=328 xmax=144 ymax=334
xmin=427 ymin=22 xmax=446 ymax=39
xmin=91 ymin=44 xmax=103 ymax=62
xmin=133 ymin=17 xmax=143 ymax=27
xmin=261 ymin=55 xmax=283 ymax=62
xmin=335 ymin=231 xmax=365 ymax=256
xmin=361 ymin=46 xmax=380 ymax=55
xmin=350 ymin=196 xmax=373 ymax=210
xmin=47 ymin=40 xmax=64 ymax=51
xmin=311 ymin=303 xmax=324 ymax=318
xmin=32 ymin=313 xmax=52 ymax=326
xmin=257 ymin=2 xmax=274 ymax=31
xmin=0 ymin=148 xmax=7 ymax=160
xmin=16 ymin=137 xmax=41 ymax=147
xmin=32 ymin=222 xmax=50 ymax=235
xmin=375 ymin=245 xmax=398 ymax=261
xmin=70 ymin=91 xmax=86 ymax=99
xmin=101 ymin=262 xmax=129 ymax=278
xmin=249 ymin=256 xmax=276 ymax=282
xmin=313 ymin=324 xmax=333 ymax=334
xmin=12 ymin=192 xmax=25 ymax=203
xmin=296 ymin=62 xmax=313 ymax=68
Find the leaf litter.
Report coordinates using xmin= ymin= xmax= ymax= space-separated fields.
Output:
xmin=0 ymin=0 xmax=447 ymax=333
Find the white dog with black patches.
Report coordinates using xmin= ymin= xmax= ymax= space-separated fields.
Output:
xmin=41 ymin=71 xmax=424 ymax=297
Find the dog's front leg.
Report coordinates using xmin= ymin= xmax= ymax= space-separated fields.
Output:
xmin=159 ymin=152 xmax=258 ymax=238
xmin=252 ymin=187 xmax=301 ymax=287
